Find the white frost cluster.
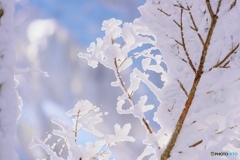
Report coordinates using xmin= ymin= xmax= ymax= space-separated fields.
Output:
xmin=29 ymin=100 xmax=134 ymax=160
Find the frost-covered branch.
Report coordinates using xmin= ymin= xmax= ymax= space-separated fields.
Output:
xmin=186 ymin=6 xmax=204 ymax=45
xmin=30 ymin=100 xmax=135 ymax=160
xmin=114 ymin=58 xmax=153 ymax=134
xmin=161 ymin=1 xmax=222 ymax=159
xmin=173 ymin=5 xmax=196 ymax=73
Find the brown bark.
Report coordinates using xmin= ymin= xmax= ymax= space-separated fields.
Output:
xmin=160 ymin=1 xmax=221 ymax=159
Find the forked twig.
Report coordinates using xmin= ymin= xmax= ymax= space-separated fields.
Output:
xmin=209 ymin=44 xmax=239 ymax=70
xmin=187 ymin=6 xmax=204 ymax=45
xmin=174 ymin=8 xmax=196 ymax=73
xmin=158 ymin=8 xmax=171 ymax=16
xmin=114 ymin=58 xmax=153 ymax=134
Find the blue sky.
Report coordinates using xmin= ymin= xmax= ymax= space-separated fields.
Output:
xmin=23 ymin=0 xmax=145 ymax=46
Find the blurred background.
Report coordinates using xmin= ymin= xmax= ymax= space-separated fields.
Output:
xmin=14 ymin=0 xmax=162 ymax=159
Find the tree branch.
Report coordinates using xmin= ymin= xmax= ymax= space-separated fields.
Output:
xmin=177 ymin=79 xmax=188 ymax=97
xmin=209 ymin=44 xmax=239 ymax=70
xmin=216 ymin=0 xmax=222 ymax=14
xmin=161 ymin=1 xmax=220 ymax=159
xmin=229 ymin=0 xmax=237 ymax=10
xmin=189 ymin=140 xmax=203 ymax=148
xmin=179 ymin=8 xmax=197 ymax=73
xmin=158 ymin=8 xmax=171 ymax=16
xmin=187 ymin=6 xmax=204 ymax=45
xmin=176 ymin=8 xmax=197 ymax=73
xmin=114 ymin=58 xmax=153 ymax=134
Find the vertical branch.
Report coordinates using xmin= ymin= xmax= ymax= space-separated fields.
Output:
xmin=187 ymin=6 xmax=204 ymax=45
xmin=74 ymin=109 xmax=81 ymax=141
xmin=161 ymin=1 xmax=221 ymax=159
xmin=174 ymin=7 xmax=196 ymax=73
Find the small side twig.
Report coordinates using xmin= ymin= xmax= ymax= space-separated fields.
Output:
xmin=74 ymin=109 xmax=81 ymax=141
xmin=177 ymin=79 xmax=188 ymax=97
xmin=158 ymin=8 xmax=171 ymax=16
xmin=176 ymin=8 xmax=196 ymax=73
xmin=209 ymin=44 xmax=239 ymax=70
xmin=189 ymin=140 xmax=203 ymax=148
xmin=229 ymin=0 xmax=237 ymax=10
xmin=187 ymin=6 xmax=204 ymax=45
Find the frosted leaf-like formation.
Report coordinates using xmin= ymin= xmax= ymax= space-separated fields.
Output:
xmin=29 ymin=100 xmax=134 ymax=159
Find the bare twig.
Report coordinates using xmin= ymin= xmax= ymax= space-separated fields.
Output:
xmin=187 ymin=6 xmax=204 ymax=45
xmin=229 ymin=0 xmax=237 ymax=10
xmin=223 ymin=60 xmax=230 ymax=67
xmin=118 ymin=58 xmax=127 ymax=67
xmin=174 ymin=39 xmax=182 ymax=46
xmin=216 ymin=0 xmax=222 ymax=14
xmin=168 ymin=101 xmax=176 ymax=113
xmin=142 ymin=118 xmax=153 ymax=134
xmin=181 ymin=58 xmax=187 ymax=63
xmin=114 ymin=58 xmax=153 ymax=134
xmin=178 ymin=8 xmax=196 ymax=73
xmin=209 ymin=44 xmax=239 ymax=70
xmin=74 ymin=109 xmax=81 ymax=141
xmin=177 ymin=79 xmax=188 ymax=97
xmin=173 ymin=20 xmax=181 ymax=28
xmin=189 ymin=140 xmax=203 ymax=148
xmin=158 ymin=8 xmax=171 ymax=16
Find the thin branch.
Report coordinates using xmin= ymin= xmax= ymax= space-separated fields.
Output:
xmin=120 ymin=41 xmax=126 ymax=49
xmin=158 ymin=8 xmax=171 ymax=16
xmin=173 ymin=20 xmax=181 ymax=28
xmin=161 ymin=1 xmax=220 ymax=159
xmin=177 ymin=79 xmax=188 ymax=97
xmin=189 ymin=140 xmax=203 ymax=148
xmin=173 ymin=4 xmax=187 ymax=10
xmin=223 ymin=60 xmax=230 ymax=67
xmin=181 ymin=58 xmax=187 ymax=63
xmin=187 ymin=6 xmax=204 ymax=45
xmin=174 ymin=39 xmax=182 ymax=46
xmin=174 ymin=1 xmax=188 ymax=10
xmin=229 ymin=0 xmax=237 ymax=10
xmin=206 ymin=0 xmax=215 ymax=17
xmin=168 ymin=101 xmax=176 ymax=113
xmin=142 ymin=118 xmax=153 ymax=134
xmin=114 ymin=58 xmax=135 ymax=104
xmin=114 ymin=58 xmax=153 ymax=134
xmin=118 ymin=58 xmax=127 ymax=67
xmin=215 ymin=0 xmax=222 ymax=14
xmin=74 ymin=109 xmax=81 ymax=141
xmin=179 ymin=8 xmax=196 ymax=73
xmin=209 ymin=44 xmax=239 ymax=70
